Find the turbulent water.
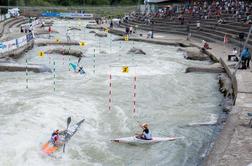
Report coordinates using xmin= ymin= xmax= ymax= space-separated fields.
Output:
xmin=0 ymin=19 xmax=223 ymax=166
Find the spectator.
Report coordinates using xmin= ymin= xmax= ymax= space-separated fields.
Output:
xmin=129 ymin=26 xmax=133 ymax=34
xmin=196 ymin=21 xmax=201 ymax=30
xmin=110 ymin=20 xmax=113 ymax=29
xmin=125 ymin=26 xmax=130 ymax=34
xmin=240 ymin=47 xmax=251 ymax=69
xmin=20 ymin=26 xmax=24 ymax=33
xmin=228 ymin=48 xmax=238 ymax=61
xmin=147 ymin=31 xmax=153 ymax=38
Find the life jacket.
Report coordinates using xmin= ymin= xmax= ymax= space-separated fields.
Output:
xmin=143 ymin=130 xmax=152 ymax=140
xmin=51 ymin=132 xmax=59 ymax=143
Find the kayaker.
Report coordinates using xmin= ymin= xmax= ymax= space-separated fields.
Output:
xmin=136 ymin=123 xmax=152 ymax=140
xmin=77 ymin=66 xmax=85 ymax=74
xmin=51 ymin=129 xmax=61 ymax=146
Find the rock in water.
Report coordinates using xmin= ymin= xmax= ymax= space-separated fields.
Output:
xmin=45 ymin=48 xmax=83 ymax=57
xmin=127 ymin=47 xmax=146 ymax=55
xmin=95 ymin=32 xmax=108 ymax=37
xmin=89 ymin=30 xmax=97 ymax=34
xmin=178 ymin=47 xmax=209 ymax=61
xmin=100 ymin=50 xmax=107 ymax=54
xmin=86 ymin=24 xmax=102 ymax=29
xmin=68 ymin=27 xmax=81 ymax=31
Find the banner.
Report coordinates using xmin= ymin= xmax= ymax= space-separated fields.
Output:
xmin=17 ymin=36 xmax=27 ymax=47
xmin=0 ymin=33 xmax=32 ymax=54
xmin=60 ymin=13 xmax=93 ymax=18
xmin=5 ymin=39 xmax=17 ymax=50
xmin=41 ymin=12 xmax=93 ymax=18
xmin=26 ymin=33 xmax=34 ymax=42
xmin=41 ymin=12 xmax=60 ymax=17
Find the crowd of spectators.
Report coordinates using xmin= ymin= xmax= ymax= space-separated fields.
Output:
xmin=131 ymin=0 xmax=252 ymax=25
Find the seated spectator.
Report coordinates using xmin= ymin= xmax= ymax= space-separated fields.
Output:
xmin=147 ymin=31 xmax=153 ymax=39
xmin=204 ymin=42 xmax=211 ymax=49
xmin=217 ymin=18 xmax=224 ymax=24
xmin=202 ymin=40 xmax=211 ymax=50
xmin=228 ymin=48 xmax=238 ymax=61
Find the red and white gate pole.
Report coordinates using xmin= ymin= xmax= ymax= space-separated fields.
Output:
xmin=109 ymin=74 xmax=112 ymax=111
xmin=133 ymin=76 xmax=137 ymax=113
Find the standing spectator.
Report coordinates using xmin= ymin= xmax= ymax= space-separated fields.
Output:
xmin=240 ymin=47 xmax=251 ymax=69
xmin=110 ymin=20 xmax=113 ymax=29
xmin=125 ymin=26 xmax=130 ymax=35
xmin=20 ymin=26 xmax=24 ymax=33
xmin=129 ymin=26 xmax=133 ymax=34
xmin=196 ymin=21 xmax=201 ymax=30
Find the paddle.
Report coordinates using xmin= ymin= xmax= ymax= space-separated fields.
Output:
xmin=63 ymin=117 xmax=71 ymax=153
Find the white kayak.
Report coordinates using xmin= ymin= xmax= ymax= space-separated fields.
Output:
xmin=111 ymin=136 xmax=177 ymax=144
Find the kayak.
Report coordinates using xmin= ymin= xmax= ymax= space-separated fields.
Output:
xmin=111 ymin=136 xmax=177 ymax=144
xmin=69 ymin=63 xmax=85 ymax=75
xmin=42 ymin=119 xmax=85 ymax=155
xmin=69 ymin=63 xmax=77 ymax=71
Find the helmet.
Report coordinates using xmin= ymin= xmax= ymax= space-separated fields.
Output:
xmin=142 ymin=123 xmax=148 ymax=128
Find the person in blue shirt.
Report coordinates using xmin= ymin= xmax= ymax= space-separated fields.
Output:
xmin=240 ymin=47 xmax=251 ymax=69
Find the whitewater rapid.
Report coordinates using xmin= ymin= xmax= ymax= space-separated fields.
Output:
xmin=0 ymin=19 xmax=223 ymax=166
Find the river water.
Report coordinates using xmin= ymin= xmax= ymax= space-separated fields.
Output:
xmin=0 ymin=19 xmax=223 ymax=166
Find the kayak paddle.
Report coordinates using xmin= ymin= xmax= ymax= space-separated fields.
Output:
xmin=63 ymin=116 xmax=71 ymax=153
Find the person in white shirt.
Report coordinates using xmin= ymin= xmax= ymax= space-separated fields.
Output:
xmin=228 ymin=48 xmax=238 ymax=61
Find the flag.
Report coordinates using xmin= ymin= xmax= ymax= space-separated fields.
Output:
xmin=124 ymin=35 xmax=129 ymax=41
xmin=104 ymin=28 xmax=109 ymax=33
xmin=38 ymin=51 xmax=45 ymax=57
xmin=122 ymin=66 xmax=129 ymax=73
xmin=79 ymin=41 xmax=87 ymax=46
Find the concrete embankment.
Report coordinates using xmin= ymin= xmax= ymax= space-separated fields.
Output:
xmin=0 ymin=62 xmax=51 ymax=73
xmin=195 ymin=43 xmax=252 ymax=166
xmin=35 ymin=40 xmax=80 ymax=46
xmin=34 ymin=29 xmax=59 ymax=36
xmin=0 ymin=17 xmax=52 ymax=73
xmin=114 ymin=36 xmax=191 ymax=47
xmin=185 ymin=65 xmax=225 ymax=73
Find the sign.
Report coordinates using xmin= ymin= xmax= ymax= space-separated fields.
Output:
xmin=122 ymin=66 xmax=129 ymax=73
xmin=79 ymin=41 xmax=86 ymax=47
xmin=55 ymin=39 xmax=60 ymax=43
xmin=124 ymin=35 xmax=129 ymax=41
xmin=38 ymin=51 xmax=45 ymax=57
xmin=104 ymin=28 xmax=109 ymax=33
